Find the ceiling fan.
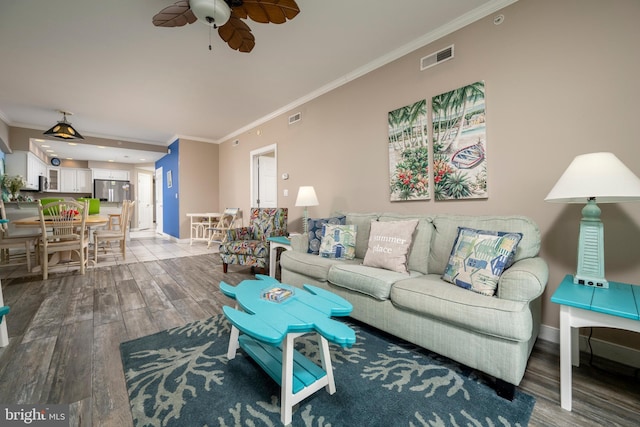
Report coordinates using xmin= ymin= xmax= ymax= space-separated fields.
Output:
xmin=152 ymin=0 xmax=300 ymax=53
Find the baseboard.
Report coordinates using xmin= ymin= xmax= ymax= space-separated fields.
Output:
xmin=539 ymin=324 xmax=640 ymax=369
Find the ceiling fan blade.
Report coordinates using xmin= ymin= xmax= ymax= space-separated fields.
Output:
xmin=232 ymin=0 xmax=300 ymax=24
xmin=152 ymin=0 xmax=197 ymax=27
xmin=218 ymin=16 xmax=255 ymax=52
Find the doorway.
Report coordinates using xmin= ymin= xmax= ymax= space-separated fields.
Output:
xmin=250 ymin=144 xmax=277 ymax=208
xmin=137 ymin=171 xmax=153 ymax=230
xmin=155 ymin=166 xmax=164 ymax=235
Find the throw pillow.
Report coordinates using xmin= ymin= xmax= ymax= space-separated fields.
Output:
xmin=307 ymin=215 xmax=346 ymax=255
xmin=442 ymin=227 xmax=523 ymax=296
xmin=318 ymin=224 xmax=357 ymax=260
xmin=362 ymin=220 xmax=419 ymax=274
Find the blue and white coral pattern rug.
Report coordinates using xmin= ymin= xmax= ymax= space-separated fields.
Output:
xmin=120 ymin=315 xmax=535 ymax=426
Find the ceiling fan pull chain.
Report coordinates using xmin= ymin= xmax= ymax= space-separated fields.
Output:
xmin=209 ymin=24 xmax=213 ymax=51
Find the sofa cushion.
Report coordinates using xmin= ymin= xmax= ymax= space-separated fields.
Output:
xmin=442 ymin=227 xmax=523 ymax=296
xmin=362 ymin=219 xmax=418 ymax=273
xmin=328 ymin=263 xmax=423 ymax=300
xmin=279 ymin=251 xmax=359 ymax=282
xmin=390 ymin=275 xmax=532 ymax=341
xmin=307 ymin=215 xmax=346 ymax=254
xmin=428 ymin=215 xmax=541 ymax=275
xmin=342 ymin=212 xmax=379 ymax=259
xmin=379 ymin=214 xmax=433 ymax=275
xmin=319 ymin=224 xmax=357 ymax=260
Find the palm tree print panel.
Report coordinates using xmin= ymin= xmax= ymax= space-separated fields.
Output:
xmin=388 ymin=99 xmax=430 ymax=201
xmin=432 ymin=81 xmax=488 ymax=200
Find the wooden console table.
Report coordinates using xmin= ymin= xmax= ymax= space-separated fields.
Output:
xmin=551 ymin=274 xmax=640 ymax=411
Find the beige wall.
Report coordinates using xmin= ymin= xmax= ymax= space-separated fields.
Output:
xmin=218 ymin=0 xmax=640 ymax=349
xmin=179 ymin=138 xmax=220 ymax=238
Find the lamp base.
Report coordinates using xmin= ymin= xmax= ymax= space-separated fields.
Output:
xmin=574 ymin=199 xmax=608 ymax=288
xmin=573 ymin=274 xmax=609 ymax=288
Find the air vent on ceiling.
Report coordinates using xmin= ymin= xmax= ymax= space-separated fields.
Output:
xmin=288 ymin=112 xmax=301 ymax=125
xmin=420 ymin=44 xmax=454 ymax=71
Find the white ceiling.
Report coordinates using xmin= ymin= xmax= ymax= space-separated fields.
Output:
xmin=0 ymin=0 xmax=513 ymax=163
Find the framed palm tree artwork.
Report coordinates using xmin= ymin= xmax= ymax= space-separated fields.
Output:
xmin=432 ymin=81 xmax=488 ymax=200
xmin=388 ymin=99 xmax=430 ymax=201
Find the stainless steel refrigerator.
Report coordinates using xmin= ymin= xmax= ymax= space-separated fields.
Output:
xmin=93 ymin=179 xmax=131 ymax=202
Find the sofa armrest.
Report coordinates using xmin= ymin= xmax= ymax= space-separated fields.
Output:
xmin=289 ymin=233 xmax=309 ymax=252
xmin=497 ymin=257 xmax=549 ymax=302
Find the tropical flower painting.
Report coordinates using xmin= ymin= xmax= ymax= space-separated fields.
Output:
xmin=432 ymin=81 xmax=488 ymax=200
xmin=388 ymin=99 xmax=430 ymax=201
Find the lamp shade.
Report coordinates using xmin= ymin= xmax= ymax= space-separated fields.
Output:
xmin=545 ymin=152 xmax=640 ymax=203
xmin=295 ymin=186 xmax=319 ymax=207
xmin=190 ymin=0 xmax=231 ymax=27
xmin=43 ymin=111 xmax=84 ymax=140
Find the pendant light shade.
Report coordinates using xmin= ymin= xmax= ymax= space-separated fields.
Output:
xmin=43 ymin=111 xmax=84 ymax=140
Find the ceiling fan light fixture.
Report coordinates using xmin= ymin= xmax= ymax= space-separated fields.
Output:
xmin=191 ymin=0 xmax=231 ymax=28
xmin=43 ymin=111 xmax=84 ymax=140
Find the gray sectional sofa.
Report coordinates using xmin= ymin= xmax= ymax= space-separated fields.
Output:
xmin=280 ymin=212 xmax=549 ymax=398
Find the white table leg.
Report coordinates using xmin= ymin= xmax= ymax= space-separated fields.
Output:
xmin=559 ymin=305 xmax=573 ymax=411
xmin=226 ymin=325 xmax=240 ymax=360
xmin=317 ymin=334 xmax=335 ymax=394
xmin=0 ymin=286 xmax=8 ymax=347
xmin=281 ymin=333 xmax=295 ymax=426
xmin=269 ymin=245 xmax=278 ymax=278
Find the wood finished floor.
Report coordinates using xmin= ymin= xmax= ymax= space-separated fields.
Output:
xmin=0 ymin=242 xmax=639 ymax=426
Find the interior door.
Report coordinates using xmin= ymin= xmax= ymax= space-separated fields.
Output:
xmin=250 ymin=144 xmax=277 ymax=208
xmin=137 ymin=172 xmax=153 ymax=230
xmin=155 ymin=167 xmax=163 ymax=234
xmin=258 ymin=155 xmax=277 ymax=208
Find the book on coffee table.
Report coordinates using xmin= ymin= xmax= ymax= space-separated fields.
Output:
xmin=261 ymin=287 xmax=293 ymax=303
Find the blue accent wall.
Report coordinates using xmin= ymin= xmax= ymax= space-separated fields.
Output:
xmin=155 ymin=139 xmax=180 ymax=238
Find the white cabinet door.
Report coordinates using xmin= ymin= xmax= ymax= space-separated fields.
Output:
xmin=6 ymin=151 xmax=46 ymax=190
xmin=60 ymin=168 xmax=76 ymax=192
xmin=47 ymin=167 xmax=60 ymax=192
xmin=60 ymin=168 xmax=92 ymax=193
xmin=76 ymin=169 xmax=92 ymax=193
xmin=93 ymin=169 xmax=130 ymax=181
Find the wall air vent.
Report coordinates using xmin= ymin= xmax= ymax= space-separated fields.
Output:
xmin=288 ymin=112 xmax=301 ymax=125
xmin=420 ymin=45 xmax=454 ymax=71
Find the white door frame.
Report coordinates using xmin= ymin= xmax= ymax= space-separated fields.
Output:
xmin=250 ymin=143 xmax=277 ymax=208
xmin=155 ymin=166 xmax=164 ymax=235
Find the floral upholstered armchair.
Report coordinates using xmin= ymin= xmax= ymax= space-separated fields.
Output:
xmin=219 ymin=207 xmax=288 ymax=274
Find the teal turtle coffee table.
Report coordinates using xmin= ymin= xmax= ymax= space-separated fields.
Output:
xmin=220 ymin=275 xmax=355 ymax=426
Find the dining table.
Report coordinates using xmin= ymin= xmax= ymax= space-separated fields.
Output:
xmin=12 ymin=214 xmax=110 ymax=268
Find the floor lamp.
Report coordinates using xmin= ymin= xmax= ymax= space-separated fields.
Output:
xmin=545 ymin=152 xmax=640 ymax=288
xmin=295 ymin=186 xmax=319 ymax=235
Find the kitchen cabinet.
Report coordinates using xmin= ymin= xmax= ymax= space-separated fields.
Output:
xmin=47 ymin=167 xmax=60 ymax=192
xmin=93 ymin=169 xmax=129 ymax=181
xmin=61 ymin=168 xmax=92 ymax=193
xmin=5 ymin=151 xmax=47 ymax=190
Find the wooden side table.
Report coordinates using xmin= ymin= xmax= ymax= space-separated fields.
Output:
xmin=267 ymin=236 xmax=292 ymax=278
xmin=551 ymin=274 xmax=640 ymax=411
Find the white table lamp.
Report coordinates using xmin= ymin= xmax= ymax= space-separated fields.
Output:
xmin=545 ymin=152 xmax=640 ymax=288
xmin=295 ymin=186 xmax=319 ymax=235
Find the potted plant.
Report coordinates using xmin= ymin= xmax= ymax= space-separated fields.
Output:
xmin=1 ymin=174 xmax=26 ymax=201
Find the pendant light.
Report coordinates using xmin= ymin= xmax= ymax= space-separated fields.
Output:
xmin=43 ymin=110 xmax=84 ymax=140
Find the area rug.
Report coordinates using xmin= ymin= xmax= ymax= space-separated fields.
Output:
xmin=120 ymin=315 xmax=535 ymax=426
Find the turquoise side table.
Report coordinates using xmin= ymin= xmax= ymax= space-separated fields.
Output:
xmin=220 ymin=274 xmax=355 ymax=425
xmin=551 ymin=274 xmax=640 ymax=411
